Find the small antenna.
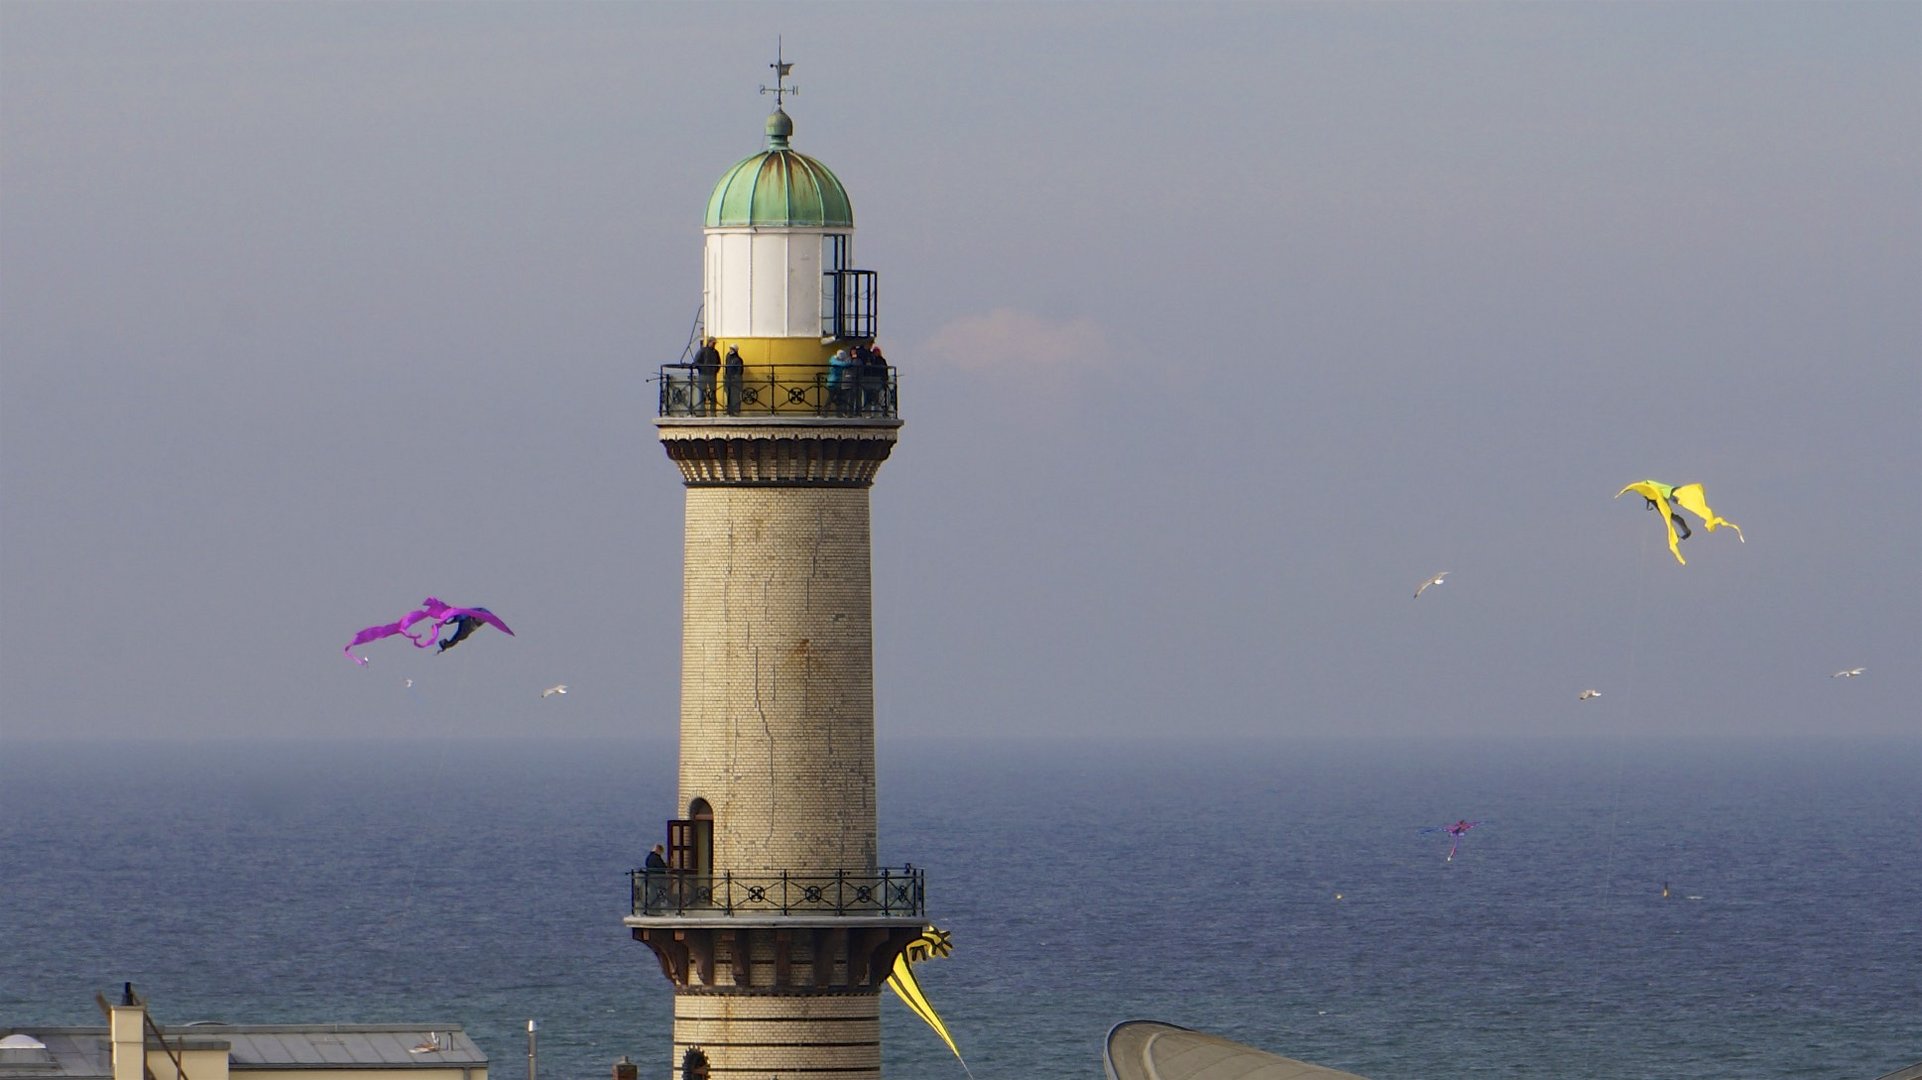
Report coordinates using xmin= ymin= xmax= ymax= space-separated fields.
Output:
xmin=759 ymin=36 xmax=797 ymax=108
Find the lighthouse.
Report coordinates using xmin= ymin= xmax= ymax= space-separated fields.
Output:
xmin=627 ymin=53 xmax=925 ymax=1080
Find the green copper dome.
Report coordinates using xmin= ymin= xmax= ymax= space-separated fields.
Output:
xmin=705 ymin=109 xmax=853 ymax=228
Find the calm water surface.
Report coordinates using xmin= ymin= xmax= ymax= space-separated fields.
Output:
xmin=1 ymin=736 xmax=1916 ymax=1080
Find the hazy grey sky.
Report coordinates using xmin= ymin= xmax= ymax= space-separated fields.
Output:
xmin=3 ymin=2 xmax=1917 ymax=743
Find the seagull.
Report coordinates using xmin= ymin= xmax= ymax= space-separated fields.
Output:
xmin=1831 ymin=667 xmax=1865 ymax=678
xmin=1413 ymin=571 xmax=1449 ymax=599
xmin=404 ymin=678 xmax=414 ymax=688
xmin=541 ymin=684 xmax=568 ymax=698
xmin=409 ymin=1034 xmax=442 ymax=1054
xmin=1578 ymin=689 xmax=1602 ymax=701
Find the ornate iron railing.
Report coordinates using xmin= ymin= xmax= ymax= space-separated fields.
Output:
xmin=658 ymin=363 xmax=897 ymax=420
xmin=629 ymin=867 xmax=924 ymax=918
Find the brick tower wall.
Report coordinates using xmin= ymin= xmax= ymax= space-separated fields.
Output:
xmin=678 ymin=484 xmax=879 ymax=874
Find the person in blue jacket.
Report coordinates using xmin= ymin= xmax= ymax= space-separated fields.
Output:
xmin=827 ymin=348 xmax=853 ymax=415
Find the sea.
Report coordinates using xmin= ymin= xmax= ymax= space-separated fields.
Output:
xmin=1 ymin=736 xmax=1917 ymax=1080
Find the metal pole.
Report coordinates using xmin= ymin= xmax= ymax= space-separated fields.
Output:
xmin=526 ymin=1020 xmax=536 ymax=1080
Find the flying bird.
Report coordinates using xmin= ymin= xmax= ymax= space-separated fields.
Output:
xmin=1414 ymin=571 xmax=1449 ymax=598
xmin=1831 ymin=667 xmax=1865 ymax=678
xmin=1579 ymin=689 xmax=1602 ymax=701
xmin=409 ymin=1035 xmax=443 ymax=1055
xmin=541 ymin=684 xmax=568 ymax=698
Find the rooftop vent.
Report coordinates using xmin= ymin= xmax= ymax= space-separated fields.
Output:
xmin=0 ymin=1034 xmax=53 ymax=1071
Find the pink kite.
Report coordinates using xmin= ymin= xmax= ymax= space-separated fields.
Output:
xmin=432 ymin=606 xmax=513 ymax=654
xmin=1420 ymin=819 xmax=1485 ymax=862
xmin=345 ymin=597 xmax=514 ymax=665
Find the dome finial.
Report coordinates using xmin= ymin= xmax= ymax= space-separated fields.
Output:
xmin=765 ymin=108 xmax=793 ymax=149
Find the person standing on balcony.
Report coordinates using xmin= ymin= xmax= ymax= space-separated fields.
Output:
xmin=693 ymin=337 xmax=721 ymax=415
xmin=850 ymin=342 xmax=878 ymax=414
xmin=867 ymin=342 xmax=890 ymax=415
xmin=643 ymin=843 xmax=669 ymax=908
xmin=723 ymin=345 xmax=744 ymax=415
xmin=827 ymin=347 xmax=853 ymax=416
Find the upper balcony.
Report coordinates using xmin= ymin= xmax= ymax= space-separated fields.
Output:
xmin=659 ymin=363 xmax=897 ymax=420
xmin=628 ymin=867 xmax=924 ymax=919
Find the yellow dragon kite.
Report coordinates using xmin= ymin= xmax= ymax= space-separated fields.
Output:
xmin=1617 ymin=480 xmax=1744 ymax=565
xmin=887 ymin=926 xmax=971 ymax=1076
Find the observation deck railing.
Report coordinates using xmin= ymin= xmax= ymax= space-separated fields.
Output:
xmin=658 ymin=363 xmax=897 ymax=420
xmin=628 ymin=867 xmax=924 ymax=918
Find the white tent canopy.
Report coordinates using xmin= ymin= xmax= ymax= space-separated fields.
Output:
xmin=1104 ymin=1021 xmax=1372 ymax=1080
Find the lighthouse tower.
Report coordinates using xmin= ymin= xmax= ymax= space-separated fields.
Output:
xmin=628 ymin=55 xmax=925 ymax=1080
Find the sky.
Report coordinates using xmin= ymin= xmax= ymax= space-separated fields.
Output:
xmin=3 ymin=2 xmax=1917 ymax=744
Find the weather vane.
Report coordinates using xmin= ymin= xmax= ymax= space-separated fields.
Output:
xmin=759 ymin=37 xmax=797 ymax=108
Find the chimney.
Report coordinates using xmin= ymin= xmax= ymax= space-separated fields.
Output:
xmin=108 ymin=986 xmax=145 ymax=1080
xmin=612 ymin=1057 xmax=637 ymax=1080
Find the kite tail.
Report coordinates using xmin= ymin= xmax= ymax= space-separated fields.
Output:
xmin=347 ymin=649 xmax=370 ymax=667
xmin=1696 ymin=514 xmax=1743 ymax=542
xmin=1670 ymin=483 xmax=1744 ymax=542
xmin=410 ymin=613 xmax=457 ymax=649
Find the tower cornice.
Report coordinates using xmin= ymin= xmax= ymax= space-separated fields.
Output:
xmin=656 ymin=420 xmax=900 ymax=487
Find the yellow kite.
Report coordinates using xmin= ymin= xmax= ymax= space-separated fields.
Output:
xmin=1617 ymin=480 xmax=1744 ymax=565
xmin=886 ymin=926 xmax=970 ymax=1076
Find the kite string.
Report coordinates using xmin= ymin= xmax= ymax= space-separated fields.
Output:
xmin=1598 ymin=528 xmax=1652 ymax=904
xmin=1591 ymin=522 xmax=1652 ymax=899
xmin=1580 ymin=522 xmax=1652 ymax=1053
xmin=388 ymin=637 xmax=466 ymax=933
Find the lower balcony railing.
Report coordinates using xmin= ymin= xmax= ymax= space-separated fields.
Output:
xmin=629 ymin=868 xmax=924 ymax=918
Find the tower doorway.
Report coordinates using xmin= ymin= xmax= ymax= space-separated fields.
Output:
xmin=668 ymin=799 xmax=714 ymax=875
